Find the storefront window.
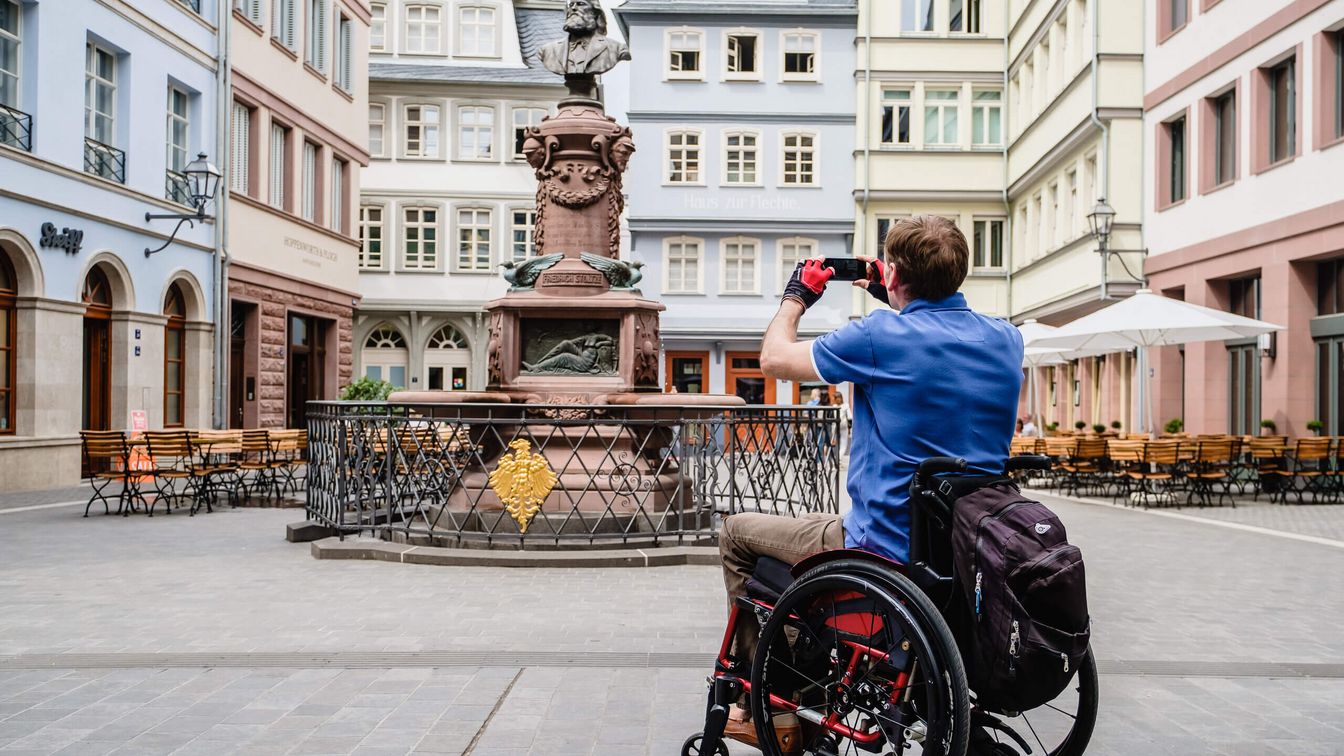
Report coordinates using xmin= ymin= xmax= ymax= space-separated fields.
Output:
xmin=1317 ymin=258 xmax=1344 ymax=316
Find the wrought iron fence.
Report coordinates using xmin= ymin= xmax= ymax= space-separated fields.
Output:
xmin=84 ymin=138 xmax=125 ymax=184
xmin=0 ymin=104 xmax=32 ymax=152
xmin=306 ymin=401 xmax=842 ymax=548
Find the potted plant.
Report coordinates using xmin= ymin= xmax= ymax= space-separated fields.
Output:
xmin=1091 ymin=423 xmax=1106 ymax=435
xmin=1260 ymin=419 xmax=1278 ymax=435
xmin=1046 ymin=422 xmax=1059 ymax=434
xmin=1164 ymin=418 xmax=1184 ymax=434
xmin=1110 ymin=420 xmax=1122 ymax=430
xmin=1074 ymin=420 xmax=1087 ymax=433
xmin=1307 ymin=419 xmax=1325 ymax=436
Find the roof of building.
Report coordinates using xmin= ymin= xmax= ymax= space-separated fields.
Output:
xmin=615 ymin=0 xmax=857 ymax=15
xmin=369 ymin=7 xmax=566 ymax=87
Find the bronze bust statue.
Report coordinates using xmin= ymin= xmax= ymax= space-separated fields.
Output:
xmin=537 ymin=0 xmax=630 ymax=77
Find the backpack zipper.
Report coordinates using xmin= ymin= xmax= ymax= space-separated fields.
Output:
xmin=974 ymin=571 xmax=983 ymax=618
xmin=1061 ymin=652 xmax=1069 ymax=674
xmin=1008 ymin=620 xmax=1020 ymax=674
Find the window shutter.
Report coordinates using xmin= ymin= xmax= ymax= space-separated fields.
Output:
xmin=330 ymin=159 xmax=343 ymax=231
xmin=286 ymin=0 xmax=297 ymax=49
xmin=302 ymin=142 xmax=316 ymax=221
xmin=270 ymin=124 xmax=285 ymax=209
xmin=317 ymin=1 xmax=329 ymax=72
xmin=340 ymin=18 xmax=352 ymax=89
xmin=231 ymin=103 xmax=250 ymax=193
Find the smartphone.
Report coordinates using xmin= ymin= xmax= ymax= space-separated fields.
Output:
xmin=822 ymin=258 xmax=873 ymax=282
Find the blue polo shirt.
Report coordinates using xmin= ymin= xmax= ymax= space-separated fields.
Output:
xmin=810 ymin=293 xmax=1024 ymax=564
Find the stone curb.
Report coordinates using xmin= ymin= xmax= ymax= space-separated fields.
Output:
xmin=309 ymin=537 xmax=720 ymax=568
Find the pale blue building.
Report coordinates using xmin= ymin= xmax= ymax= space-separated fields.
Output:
xmin=0 ymin=0 xmax=222 ymax=490
xmin=611 ymin=0 xmax=857 ymax=404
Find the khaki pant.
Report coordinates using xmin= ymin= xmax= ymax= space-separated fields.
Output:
xmin=719 ymin=511 xmax=845 ymax=663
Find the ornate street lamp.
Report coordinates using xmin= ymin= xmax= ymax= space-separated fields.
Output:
xmin=145 ymin=152 xmax=223 ymax=257
xmin=1086 ymin=197 xmax=1116 ymax=252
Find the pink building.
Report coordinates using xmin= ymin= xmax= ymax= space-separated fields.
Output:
xmin=1143 ymin=0 xmax=1344 ymax=437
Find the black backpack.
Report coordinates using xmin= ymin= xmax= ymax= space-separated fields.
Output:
xmin=950 ymin=481 xmax=1090 ymax=712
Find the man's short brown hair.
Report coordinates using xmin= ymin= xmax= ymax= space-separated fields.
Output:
xmin=882 ymin=215 xmax=970 ymax=301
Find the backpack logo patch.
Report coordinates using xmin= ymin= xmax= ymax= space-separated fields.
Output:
xmin=1034 ymin=523 xmax=1051 ymax=535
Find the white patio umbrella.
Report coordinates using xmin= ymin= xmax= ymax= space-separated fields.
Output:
xmin=1018 ymin=320 xmax=1071 ymax=437
xmin=1026 ymin=289 xmax=1285 ymax=433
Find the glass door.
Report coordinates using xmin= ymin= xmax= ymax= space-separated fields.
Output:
xmin=1228 ymin=343 xmax=1260 ymax=436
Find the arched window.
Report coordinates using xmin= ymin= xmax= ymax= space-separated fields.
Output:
xmin=82 ymin=267 xmax=112 ymax=309
xmin=362 ymin=324 xmax=408 ymax=388
xmin=426 ymin=324 xmax=469 ymax=391
xmin=163 ymin=283 xmax=187 ymax=427
xmin=0 ymin=251 xmax=16 ymax=434
xmin=81 ymin=266 xmax=113 ymax=431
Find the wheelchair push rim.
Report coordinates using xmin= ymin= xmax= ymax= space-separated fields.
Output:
xmin=749 ymin=572 xmax=971 ymax=756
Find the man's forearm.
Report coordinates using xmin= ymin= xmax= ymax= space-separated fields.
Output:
xmin=761 ymin=300 xmax=820 ymax=382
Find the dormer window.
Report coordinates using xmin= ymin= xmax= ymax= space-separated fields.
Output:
xmin=458 ymin=5 xmax=497 ymax=57
xmin=404 ymin=5 xmax=442 ymax=54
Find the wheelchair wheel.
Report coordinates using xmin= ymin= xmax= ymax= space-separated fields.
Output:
xmin=680 ymin=733 xmax=730 ymax=756
xmin=973 ymin=646 xmax=1098 ymax=756
xmin=749 ymin=561 xmax=971 ymax=756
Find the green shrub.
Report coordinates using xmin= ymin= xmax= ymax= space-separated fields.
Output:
xmin=1091 ymin=424 xmax=1106 ymax=434
xmin=1110 ymin=420 xmax=1122 ymax=429
xmin=1074 ymin=420 xmax=1087 ymax=430
xmin=1260 ymin=419 xmax=1277 ymax=432
xmin=1307 ymin=419 xmax=1325 ymax=435
xmin=1164 ymin=418 xmax=1184 ymax=434
xmin=1046 ymin=422 xmax=1059 ymax=431
xmin=340 ymin=376 xmax=395 ymax=402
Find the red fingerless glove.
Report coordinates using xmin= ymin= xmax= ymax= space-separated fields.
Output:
xmin=783 ymin=259 xmax=835 ymax=309
xmin=865 ymin=260 xmax=891 ymax=306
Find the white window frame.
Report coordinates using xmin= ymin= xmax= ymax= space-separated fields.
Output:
xmin=923 ymin=88 xmax=960 ymax=148
xmin=369 ymin=2 xmax=388 ymax=52
xmin=84 ymin=43 xmax=116 ymax=146
xmin=881 ymin=88 xmax=913 ymax=147
xmin=779 ymin=130 xmax=818 ymax=187
xmin=305 ymin=0 xmax=328 ymax=74
xmin=665 ymin=27 xmax=704 ymax=81
xmin=359 ymin=204 xmax=386 ymax=270
xmin=230 ymin=101 xmax=251 ymax=194
xmin=455 ymin=206 xmax=494 ymax=272
xmin=335 ymin=13 xmax=353 ymax=91
xmin=722 ymin=28 xmax=762 ymax=82
xmin=900 ymin=0 xmax=936 ymax=33
xmin=780 ymin=29 xmax=820 ymax=82
xmin=268 ymin=122 xmax=288 ymax=210
xmin=510 ymin=208 xmax=536 ymax=262
xmin=971 ymin=89 xmax=1002 ymax=147
xmin=511 ymin=106 xmax=547 ymax=160
xmin=0 ymin=0 xmax=20 ymax=110
xmin=665 ymin=129 xmax=704 ymax=185
xmin=663 ymin=235 xmax=705 ymax=295
xmin=721 ymin=129 xmax=761 ymax=186
xmin=402 ymin=204 xmax=441 ymax=271
xmin=950 ymin=0 xmax=983 ymax=34
xmin=720 ymin=237 xmax=762 ymax=295
xmin=456 ymin=4 xmax=499 ymax=58
xmin=403 ymin=102 xmax=441 ymax=159
xmin=272 ymin=0 xmax=298 ymax=51
xmin=166 ymin=86 xmax=190 ymax=175
xmin=236 ymin=0 xmax=263 ymax=25
xmin=972 ymin=218 xmax=1005 ymax=270
xmin=777 ymin=237 xmax=817 ymax=292
xmin=403 ymin=4 xmax=443 ymax=54
xmin=369 ymin=102 xmax=387 ymax=158
xmin=456 ymin=104 xmax=495 ymax=161
xmin=329 ymin=157 xmax=345 ymax=232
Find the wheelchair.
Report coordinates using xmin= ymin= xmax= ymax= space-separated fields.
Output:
xmin=684 ymin=455 xmax=1098 ymax=756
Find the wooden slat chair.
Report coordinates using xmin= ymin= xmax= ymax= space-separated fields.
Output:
xmin=1124 ymin=440 xmax=1183 ymax=508
xmin=1279 ymin=437 xmax=1334 ymax=504
xmin=1042 ymin=437 xmax=1077 ymax=489
xmin=271 ymin=429 xmax=307 ymax=497
xmin=1247 ymin=437 xmax=1290 ymax=502
xmin=142 ymin=431 xmax=209 ymax=516
xmin=240 ymin=429 xmax=282 ymax=502
xmin=80 ymin=430 xmax=138 ymax=517
xmin=1329 ymin=438 xmax=1344 ymax=503
xmin=192 ymin=430 xmax=243 ymax=508
xmin=1104 ymin=440 xmax=1146 ymax=502
xmin=1059 ymin=438 xmax=1108 ymax=497
xmin=1186 ymin=439 xmax=1239 ymax=508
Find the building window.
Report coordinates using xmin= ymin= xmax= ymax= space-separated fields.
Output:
xmin=306 ymin=0 xmax=328 ymax=72
xmin=781 ymin=132 xmax=816 ymax=185
xmin=1229 ymin=276 xmax=1261 ymax=319
xmin=1166 ymin=115 xmax=1187 ymax=203
xmin=666 ymin=130 xmax=701 ymax=184
xmin=512 ymin=106 xmax=545 ymax=159
xmin=269 ymin=123 xmax=288 ymax=210
xmin=722 ymin=238 xmax=760 ymax=294
xmin=1213 ymin=89 xmax=1236 ymax=186
xmin=330 ymin=157 xmax=345 ymax=232
xmin=665 ymin=237 xmax=703 ymax=294
xmin=882 ymin=89 xmax=912 ymax=145
xmin=404 ymin=104 xmax=440 ymax=158
xmin=335 ymin=14 xmax=353 ymax=91
xmin=950 ymin=0 xmax=981 ymax=33
xmin=369 ymin=103 xmax=386 ymax=157
xmin=667 ymin=29 xmax=702 ymax=78
xmin=511 ymin=210 xmax=535 ymax=262
xmin=973 ymin=219 xmax=1004 ymax=269
xmin=725 ymin=31 xmax=759 ymax=79
xmin=457 ymin=105 xmax=493 ymax=160
xmin=723 ymin=131 xmax=758 ymax=184
xmin=272 ymin=0 xmax=297 ymax=50
xmin=359 ymin=205 xmax=384 ymax=269
xmin=1318 ymin=258 xmax=1344 ymax=316
xmin=425 ymin=324 xmax=469 ymax=391
xmin=1065 ymin=169 xmax=1078 ymax=237
xmin=924 ymin=89 xmax=959 ymax=146
xmin=1269 ymin=57 xmax=1296 ymax=164
xmin=405 ymin=5 xmax=441 ymax=54
xmin=457 ymin=208 xmax=492 ymax=271
xmin=902 ymin=0 xmax=934 ymax=32
xmin=84 ymin=43 xmax=116 ymax=147
xmin=230 ymin=101 xmax=251 ymax=194
xmin=0 ymin=0 xmax=19 ymax=109
xmin=363 ymin=325 xmax=408 ymax=389
xmin=1335 ymin=30 xmax=1343 ymax=140
xmin=166 ymin=87 xmax=191 ymax=204
xmin=1164 ymin=0 xmax=1188 ymax=35
xmin=971 ymin=90 xmax=1001 ymax=147
xmin=237 ymin=0 xmax=263 ymax=24
xmin=0 ymin=251 xmax=14 ymax=434
xmin=370 ymin=2 xmax=387 ymax=51
xmin=1049 ymin=181 xmax=1061 ymax=248
xmin=163 ymin=284 xmax=187 ymax=428
xmin=781 ymin=31 xmax=817 ymax=80
xmin=403 ymin=206 xmax=438 ymax=269
xmin=301 ymin=141 xmax=318 ymax=222
xmin=458 ymin=5 xmax=497 ymax=57
xmin=779 ymin=237 xmax=815 ymax=290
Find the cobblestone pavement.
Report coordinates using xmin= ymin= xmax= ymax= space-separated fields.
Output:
xmin=2 ymin=490 xmax=1343 ymax=755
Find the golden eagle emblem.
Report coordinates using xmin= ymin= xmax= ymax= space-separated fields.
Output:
xmin=488 ymin=440 xmax=557 ymax=533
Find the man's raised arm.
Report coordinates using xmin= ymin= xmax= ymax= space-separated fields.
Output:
xmin=761 ymin=299 xmax=820 ymax=383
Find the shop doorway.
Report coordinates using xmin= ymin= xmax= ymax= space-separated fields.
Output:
xmin=81 ymin=267 xmax=113 ymax=431
xmin=725 ymin=352 xmax=774 ymax=405
xmin=287 ymin=314 xmax=328 ymax=429
xmin=665 ymin=351 xmax=709 ymax=394
xmin=425 ymin=324 xmax=470 ymax=391
xmin=1228 ymin=343 xmax=1260 ymax=436
xmin=229 ymin=303 xmax=253 ymax=429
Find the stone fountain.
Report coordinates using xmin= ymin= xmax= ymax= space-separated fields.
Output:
xmin=388 ymin=0 xmax=743 ymax=540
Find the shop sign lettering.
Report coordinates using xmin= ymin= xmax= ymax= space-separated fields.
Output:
xmin=39 ymin=222 xmax=84 ymax=255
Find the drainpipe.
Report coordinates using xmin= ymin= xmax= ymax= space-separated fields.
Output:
xmin=1002 ymin=0 xmax=1012 ymax=320
xmin=213 ymin=0 xmax=232 ymax=429
xmin=858 ymin=0 xmax=873 ymax=319
xmin=1089 ymin=0 xmax=1110 ymax=302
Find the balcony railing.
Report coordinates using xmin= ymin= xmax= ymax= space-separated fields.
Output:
xmin=166 ymin=170 xmax=192 ymax=205
xmin=84 ymin=138 xmax=125 ymax=184
xmin=0 ymin=104 xmax=32 ymax=152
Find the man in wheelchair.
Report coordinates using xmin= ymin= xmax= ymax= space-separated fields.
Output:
xmin=718 ymin=216 xmax=1025 ymax=752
